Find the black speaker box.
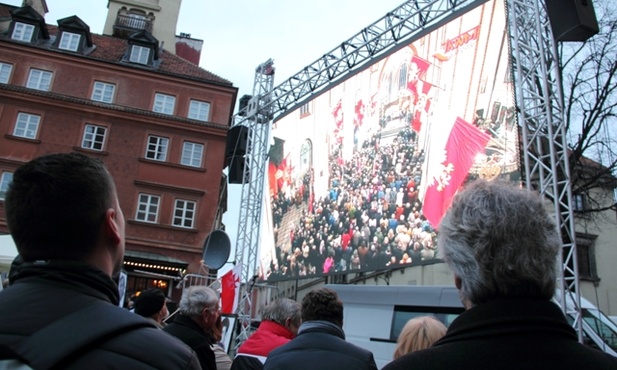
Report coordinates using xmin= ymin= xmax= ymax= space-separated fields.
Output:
xmin=226 ymin=125 xmax=250 ymax=159
xmin=228 ymin=155 xmax=247 ymax=184
xmin=545 ymin=0 xmax=599 ymax=42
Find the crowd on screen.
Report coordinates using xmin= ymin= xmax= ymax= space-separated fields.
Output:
xmin=267 ymin=125 xmax=439 ymax=280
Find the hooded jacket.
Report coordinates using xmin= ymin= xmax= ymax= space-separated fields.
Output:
xmin=0 ymin=260 xmax=200 ymax=370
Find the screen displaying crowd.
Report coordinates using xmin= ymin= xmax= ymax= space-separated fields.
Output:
xmin=260 ymin=0 xmax=520 ymax=282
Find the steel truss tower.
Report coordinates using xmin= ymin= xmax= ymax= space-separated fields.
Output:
xmin=232 ymin=0 xmax=582 ymax=345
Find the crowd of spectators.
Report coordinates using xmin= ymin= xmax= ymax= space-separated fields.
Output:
xmin=267 ymin=124 xmax=439 ymax=280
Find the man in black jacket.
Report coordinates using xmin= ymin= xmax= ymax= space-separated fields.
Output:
xmin=263 ymin=287 xmax=377 ymax=370
xmin=383 ymin=180 xmax=617 ymax=370
xmin=164 ymin=285 xmax=220 ymax=370
xmin=0 ymin=153 xmax=201 ymax=369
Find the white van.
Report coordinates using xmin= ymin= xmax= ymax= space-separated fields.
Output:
xmin=328 ymin=284 xmax=617 ymax=369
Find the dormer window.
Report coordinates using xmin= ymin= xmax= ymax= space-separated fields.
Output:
xmin=54 ymin=16 xmax=93 ymax=55
xmin=8 ymin=5 xmax=49 ymax=44
xmin=125 ymin=30 xmax=159 ymax=67
xmin=58 ymin=31 xmax=81 ymax=51
xmin=11 ymin=22 xmax=34 ymax=42
xmin=130 ymin=45 xmax=150 ymax=65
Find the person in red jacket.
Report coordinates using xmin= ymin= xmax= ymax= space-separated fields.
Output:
xmin=231 ymin=298 xmax=301 ymax=370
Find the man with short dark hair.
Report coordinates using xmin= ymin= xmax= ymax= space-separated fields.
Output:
xmin=232 ymin=297 xmax=302 ymax=370
xmin=263 ymin=288 xmax=377 ymax=370
xmin=0 ymin=153 xmax=200 ymax=369
xmin=164 ymin=285 xmax=220 ymax=370
xmin=134 ymin=288 xmax=169 ymax=328
xmin=383 ymin=179 xmax=617 ymax=370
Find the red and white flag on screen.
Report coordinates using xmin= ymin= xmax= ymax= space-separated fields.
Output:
xmin=423 ymin=117 xmax=490 ymax=228
xmin=221 ymin=263 xmax=242 ymax=314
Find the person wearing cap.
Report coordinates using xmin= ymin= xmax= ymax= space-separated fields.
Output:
xmin=134 ymin=288 xmax=169 ymax=328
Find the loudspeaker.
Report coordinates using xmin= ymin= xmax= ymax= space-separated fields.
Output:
xmin=202 ymin=230 xmax=231 ymax=270
xmin=237 ymin=95 xmax=253 ymax=117
xmin=228 ymin=155 xmax=247 ymax=184
xmin=545 ymin=0 xmax=599 ymax=42
xmin=226 ymin=125 xmax=250 ymax=159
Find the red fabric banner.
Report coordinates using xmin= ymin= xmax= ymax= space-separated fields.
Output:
xmin=220 ymin=263 xmax=242 ymax=314
xmin=423 ymin=117 xmax=491 ymax=228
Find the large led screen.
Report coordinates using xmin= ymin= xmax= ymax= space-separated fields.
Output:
xmin=261 ymin=0 xmax=519 ymax=281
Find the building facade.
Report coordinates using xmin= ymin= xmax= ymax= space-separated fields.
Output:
xmin=0 ymin=3 xmax=237 ymax=303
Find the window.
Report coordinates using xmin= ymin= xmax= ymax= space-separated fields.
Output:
xmin=188 ymin=100 xmax=211 ymax=121
xmin=0 ymin=172 xmax=13 ymax=200
xmin=58 ymin=31 xmax=81 ymax=51
xmin=13 ymin=112 xmax=40 ymax=139
xmin=136 ymin=193 xmax=160 ymax=223
xmin=153 ymin=93 xmax=175 ymax=115
xmin=11 ymin=22 xmax=34 ymax=42
xmin=145 ymin=135 xmax=169 ymax=161
xmin=573 ymin=193 xmax=587 ymax=211
xmin=181 ymin=142 xmax=204 ymax=167
xmin=26 ymin=69 xmax=52 ymax=91
xmin=130 ymin=45 xmax=150 ymax=65
xmin=0 ymin=63 xmax=13 ymax=84
xmin=575 ymin=233 xmax=598 ymax=281
xmin=300 ymin=102 xmax=311 ymax=117
xmin=173 ymin=199 xmax=196 ymax=228
xmin=91 ymin=81 xmax=115 ymax=103
xmin=82 ymin=124 xmax=107 ymax=151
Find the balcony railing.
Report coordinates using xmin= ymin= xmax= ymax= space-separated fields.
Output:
xmin=114 ymin=14 xmax=153 ymax=33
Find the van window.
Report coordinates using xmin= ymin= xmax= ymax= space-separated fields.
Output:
xmin=390 ymin=305 xmax=464 ymax=340
xmin=582 ymin=309 xmax=617 ymax=352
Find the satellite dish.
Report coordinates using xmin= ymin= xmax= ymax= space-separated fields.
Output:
xmin=202 ymin=230 xmax=231 ymax=270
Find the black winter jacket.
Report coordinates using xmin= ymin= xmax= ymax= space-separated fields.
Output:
xmin=0 ymin=260 xmax=201 ymax=370
xmin=164 ymin=314 xmax=217 ymax=370
xmin=264 ymin=320 xmax=377 ymax=370
xmin=383 ymin=298 xmax=617 ymax=370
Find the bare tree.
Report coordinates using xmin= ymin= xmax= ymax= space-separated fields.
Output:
xmin=560 ymin=0 xmax=617 ymax=215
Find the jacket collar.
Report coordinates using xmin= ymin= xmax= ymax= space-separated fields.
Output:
xmin=298 ymin=320 xmax=345 ymax=339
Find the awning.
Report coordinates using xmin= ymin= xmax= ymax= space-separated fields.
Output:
xmin=123 ymin=250 xmax=189 ymax=273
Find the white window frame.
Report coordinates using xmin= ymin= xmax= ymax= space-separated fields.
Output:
xmin=58 ymin=31 xmax=81 ymax=51
xmin=0 ymin=172 xmax=13 ymax=200
xmin=13 ymin=112 xmax=40 ymax=139
xmin=181 ymin=142 xmax=204 ymax=168
xmin=11 ymin=22 xmax=34 ymax=42
xmin=82 ymin=124 xmax=107 ymax=151
xmin=0 ymin=62 xmax=13 ymax=84
xmin=173 ymin=199 xmax=196 ymax=228
xmin=26 ymin=69 xmax=52 ymax=91
xmin=153 ymin=93 xmax=176 ymax=115
xmin=130 ymin=45 xmax=150 ymax=65
xmin=136 ymin=193 xmax=160 ymax=223
xmin=188 ymin=100 xmax=211 ymax=121
xmin=145 ymin=135 xmax=169 ymax=161
xmin=91 ymin=81 xmax=115 ymax=103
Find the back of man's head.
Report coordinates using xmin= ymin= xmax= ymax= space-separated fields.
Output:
xmin=261 ymin=298 xmax=301 ymax=327
xmin=5 ymin=153 xmax=115 ymax=261
xmin=134 ymin=288 xmax=167 ymax=319
xmin=179 ymin=286 xmax=218 ymax=317
xmin=301 ymin=288 xmax=343 ymax=327
xmin=438 ymin=179 xmax=560 ymax=306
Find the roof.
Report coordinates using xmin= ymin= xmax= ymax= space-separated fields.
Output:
xmin=0 ymin=4 xmax=234 ymax=87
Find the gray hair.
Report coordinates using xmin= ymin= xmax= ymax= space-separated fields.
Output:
xmin=261 ymin=298 xmax=302 ymax=326
xmin=438 ymin=179 xmax=560 ymax=306
xmin=179 ymin=286 xmax=219 ymax=317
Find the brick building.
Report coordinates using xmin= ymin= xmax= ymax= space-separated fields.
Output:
xmin=0 ymin=3 xmax=237 ymax=302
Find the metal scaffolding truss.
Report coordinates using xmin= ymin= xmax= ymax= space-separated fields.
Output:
xmin=231 ymin=0 xmax=582 ymax=346
xmin=506 ymin=0 xmax=582 ymax=339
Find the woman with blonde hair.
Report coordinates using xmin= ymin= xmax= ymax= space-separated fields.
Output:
xmin=393 ymin=316 xmax=446 ymax=359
